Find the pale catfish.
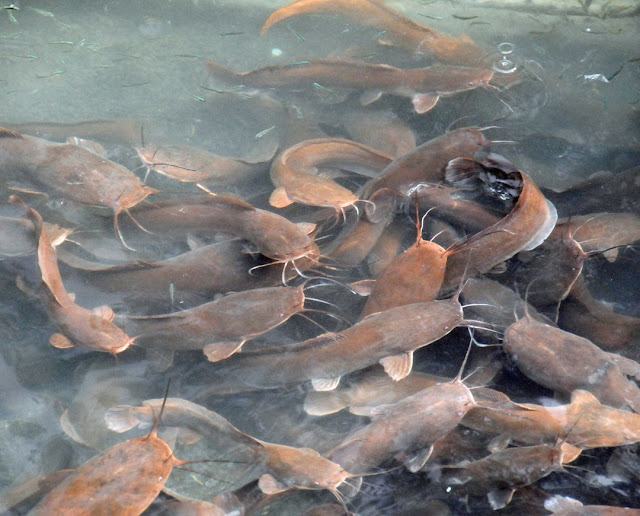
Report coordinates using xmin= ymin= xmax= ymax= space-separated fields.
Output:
xmin=325 ymin=350 xmax=482 ymax=475
xmin=116 ymin=284 xmax=308 ymax=362
xmin=0 ymin=127 xmax=157 ymax=249
xmin=9 ymin=196 xmax=135 ymax=355
xmin=124 ymin=194 xmax=319 ymax=262
xmin=261 ymin=0 xmax=488 ymax=66
xmin=503 ymin=314 xmax=640 ymax=413
xmin=269 ymin=138 xmax=393 ymax=212
xmin=205 ymin=60 xmax=494 ymax=114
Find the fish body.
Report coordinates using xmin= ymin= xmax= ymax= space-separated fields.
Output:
xmin=58 ymin=239 xmax=316 ymax=310
xmin=205 ymin=60 xmax=493 ymax=114
xmin=118 ymin=285 xmax=306 ymax=361
xmin=126 ymin=195 xmax=319 ymax=262
xmin=442 ymin=155 xmax=558 ymax=290
xmin=269 ymin=138 xmax=392 ymax=211
xmin=442 ymin=442 xmax=580 ymax=510
xmin=135 ymin=144 xmax=270 ymax=184
xmin=327 ymin=381 xmax=475 ymax=474
xmin=504 ymin=317 xmax=640 ymax=413
xmin=29 ymin=433 xmax=174 ymax=515
xmin=106 ymin=399 xmax=353 ymax=497
xmin=11 ymin=197 xmax=134 ymax=354
xmin=0 ymin=128 xmax=156 ymax=216
xmin=261 ymin=0 xmax=488 ymax=66
xmin=359 ymin=128 xmax=487 ymax=205
xmin=201 ymin=298 xmax=463 ymax=393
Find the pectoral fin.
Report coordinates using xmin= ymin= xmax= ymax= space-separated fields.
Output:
xmin=311 ymin=377 xmax=341 ymax=391
xmin=258 ymin=474 xmax=288 ymax=494
xmin=487 ymin=433 xmax=511 ymax=453
xmin=412 ymin=93 xmax=439 ymax=114
xmin=487 ymin=488 xmax=515 ymax=510
xmin=50 ymin=333 xmax=74 ymax=349
xmin=269 ymin=187 xmax=293 ymax=208
xmin=379 ymin=352 xmax=413 ymax=381
xmin=360 ymin=90 xmax=383 ymax=106
xmin=92 ymin=305 xmax=115 ymax=321
xmin=296 ymin=222 xmax=316 ymax=235
xmin=203 ymin=341 xmax=245 ymax=363
xmin=7 ymin=182 xmax=48 ymax=197
xmin=348 ymin=279 xmax=376 ymax=296
xmin=404 ymin=445 xmax=433 ymax=473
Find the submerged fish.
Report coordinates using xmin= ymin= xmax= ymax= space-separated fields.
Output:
xmin=261 ymin=0 xmax=488 ymax=66
xmin=10 ymin=196 xmax=136 ymax=355
xmin=0 ymin=127 xmax=157 ymax=248
xmin=205 ymin=60 xmax=494 ymax=114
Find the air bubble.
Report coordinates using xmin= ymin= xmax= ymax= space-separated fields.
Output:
xmin=492 ymin=57 xmax=517 ymax=74
xmin=498 ymin=42 xmax=515 ymax=55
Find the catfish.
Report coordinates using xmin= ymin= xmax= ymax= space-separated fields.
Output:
xmin=205 ymin=60 xmax=493 ymax=115
xmin=9 ymin=196 xmax=135 ymax=355
xmin=0 ymin=127 xmax=157 ymax=249
xmin=261 ymin=0 xmax=488 ymax=66
xmin=503 ymin=313 xmax=640 ymax=413
xmin=269 ymin=138 xmax=392 ymax=212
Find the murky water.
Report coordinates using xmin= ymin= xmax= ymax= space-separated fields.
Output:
xmin=1 ymin=0 xmax=639 ymax=514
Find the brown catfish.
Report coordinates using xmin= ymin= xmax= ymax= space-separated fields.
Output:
xmin=269 ymin=138 xmax=393 ymax=212
xmin=10 ymin=196 xmax=135 ymax=355
xmin=205 ymin=60 xmax=494 ymax=114
xmin=358 ymin=213 xmax=448 ymax=318
xmin=116 ymin=284 xmax=307 ymax=362
xmin=0 ymin=128 xmax=157 ymax=249
xmin=125 ymin=194 xmax=319 ymax=262
xmin=29 ymin=403 xmax=184 ymax=515
xmin=106 ymin=398 xmax=357 ymax=503
xmin=1 ymin=118 xmax=142 ymax=145
xmin=542 ymin=166 xmax=640 ymax=217
xmin=261 ymin=0 xmax=488 ymax=66
xmin=57 ymin=238 xmax=317 ymax=311
xmin=197 ymin=298 xmax=465 ymax=395
xmin=304 ymin=369 xmax=449 ymax=416
xmin=135 ymin=144 xmax=271 ymax=186
xmin=358 ymin=127 xmax=488 ymax=208
xmin=440 ymin=441 xmax=581 ymax=510
xmin=441 ymin=154 xmax=558 ymax=290
xmin=510 ymin=227 xmax=588 ymax=307
xmin=326 ymin=374 xmax=479 ymax=474
xmin=503 ymin=314 xmax=640 ymax=413
xmin=560 ymin=275 xmax=640 ymax=351
xmin=552 ymin=212 xmax=640 ymax=262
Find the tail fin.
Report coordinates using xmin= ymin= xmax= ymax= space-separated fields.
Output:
xmin=204 ymin=61 xmax=242 ymax=92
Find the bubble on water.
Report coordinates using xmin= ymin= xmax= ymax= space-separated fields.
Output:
xmin=498 ymin=42 xmax=515 ymax=55
xmin=271 ymin=47 xmax=283 ymax=57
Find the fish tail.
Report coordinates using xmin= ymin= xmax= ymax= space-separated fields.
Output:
xmin=204 ymin=61 xmax=243 ymax=92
